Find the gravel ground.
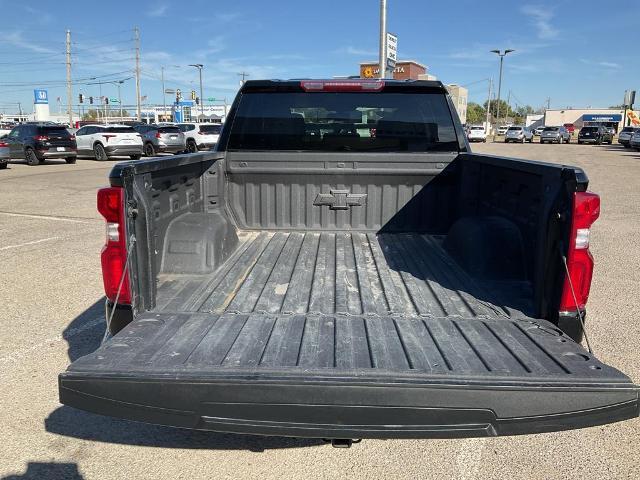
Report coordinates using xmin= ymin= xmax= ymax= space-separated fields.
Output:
xmin=1 ymin=144 xmax=638 ymax=480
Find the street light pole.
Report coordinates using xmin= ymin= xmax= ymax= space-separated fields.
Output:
xmin=161 ymin=66 xmax=166 ymax=122
xmin=490 ymin=49 xmax=514 ymax=139
xmin=379 ymin=0 xmax=387 ymax=79
xmin=189 ymin=64 xmax=204 ymax=122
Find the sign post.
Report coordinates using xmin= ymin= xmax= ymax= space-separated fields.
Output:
xmin=386 ymin=32 xmax=398 ymax=73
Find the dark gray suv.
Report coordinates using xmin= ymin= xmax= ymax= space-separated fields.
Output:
xmin=133 ymin=124 xmax=186 ymax=156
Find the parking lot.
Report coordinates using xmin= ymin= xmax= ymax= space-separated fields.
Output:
xmin=1 ymin=142 xmax=639 ymax=480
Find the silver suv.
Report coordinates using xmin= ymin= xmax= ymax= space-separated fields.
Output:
xmin=133 ymin=124 xmax=186 ymax=156
xmin=504 ymin=126 xmax=533 ymax=143
xmin=177 ymin=123 xmax=222 ymax=152
xmin=618 ymin=126 xmax=639 ymax=148
xmin=540 ymin=126 xmax=571 ymax=144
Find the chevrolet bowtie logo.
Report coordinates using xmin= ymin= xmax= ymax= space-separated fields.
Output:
xmin=313 ymin=190 xmax=367 ymax=210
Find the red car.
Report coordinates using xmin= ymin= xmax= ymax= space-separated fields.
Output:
xmin=563 ymin=123 xmax=575 ymax=134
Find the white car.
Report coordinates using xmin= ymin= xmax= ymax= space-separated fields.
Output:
xmin=497 ymin=125 xmax=512 ymax=135
xmin=467 ymin=125 xmax=487 ymax=142
xmin=75 ymin=124 xmax=143 ymax=160
xmin=177 ymin=123 xmax=222 ymax=153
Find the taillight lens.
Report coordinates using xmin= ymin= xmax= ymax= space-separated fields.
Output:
xmin=155 ymin=132 xmax=162 ymax=139
xmin=69 ymin=134 xmax=76 ymax=141
xmin=97 ymin=187 xmax=131 ymax=304
xmin=0 ymin=142 xmax=7 ymax=147
xmin=559 ymin=191 xmax=600 ymax=311
xmin=102 ymin=134 xmax=116 ymax=142
xmin=34 ymin=135 xmax=49 ymax=141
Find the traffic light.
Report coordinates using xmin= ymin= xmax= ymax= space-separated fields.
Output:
xmin=195 ymin=97 xmax=200 ymax=105
xmin=105 ymin=97 xmax=109 ymax=105
xmin=191 ymin=90 xmax=196 ymax=100
xmin=89 ymin=96 xmax=93 ymax=104
xmin=78 ymin=94 xmax=84 ymax=104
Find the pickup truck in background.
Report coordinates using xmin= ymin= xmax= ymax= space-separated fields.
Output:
xmin=59 ymin=79 xmax=638 ymax=443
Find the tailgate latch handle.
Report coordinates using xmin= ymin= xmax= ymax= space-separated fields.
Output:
xmin=314 ymin=190 xmax=367 ymax=210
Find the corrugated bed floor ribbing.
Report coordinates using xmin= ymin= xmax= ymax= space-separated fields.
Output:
xmin=156 ymin=232 xmax=532 ymax=319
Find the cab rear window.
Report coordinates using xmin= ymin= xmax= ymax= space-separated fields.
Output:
xmin=199 ymin=125 xmax=222 ymax=134
xmin=227 ymin=91 xmax=459 ymax=152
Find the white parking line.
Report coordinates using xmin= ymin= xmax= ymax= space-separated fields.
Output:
xmin=0 ymin=236 xmax=59 ymax=251
xmin=0 ymin=211 xmax=94 ymax=224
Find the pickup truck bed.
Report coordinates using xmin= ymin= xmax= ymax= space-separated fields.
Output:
xmin=61 ymin=231 xmax=636 ymax=438
xmin=155 ymin=231 xmax=531 ymax=318
xmin=59 ymin=80 xmax=638 ymax=440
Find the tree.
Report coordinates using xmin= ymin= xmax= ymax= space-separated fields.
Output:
xmin=82 ymin=109 xmax=129 ymax=120
xmin=483 ymin=99 xmax=514 ymax=122
xmin=466 ymin=102 xmax=486 ymax=125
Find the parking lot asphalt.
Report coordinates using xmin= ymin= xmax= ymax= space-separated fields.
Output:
xmin=1 ymin=144 xmax=639 ymax=480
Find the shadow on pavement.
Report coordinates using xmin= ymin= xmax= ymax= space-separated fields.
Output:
xmin=45 ymin=406 xmax=325 ymax=451
xmin=2 ymin=462 xmax=83 ymax=480
xmin=63 ymin=298 xmax=105 ymax=362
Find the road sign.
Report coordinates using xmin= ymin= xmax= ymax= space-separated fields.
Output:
xmin=624 ymin=90 xmax=636 ymax=107
xmin=207 ymin=97 xmax=216 ymax=102
xmin=386 ymin=32 xmax=398 ymax=68
xmin=164 ymin=89 xmax=175 ymax=94
xmin=110 ymin=98 xmax=119 ymax=103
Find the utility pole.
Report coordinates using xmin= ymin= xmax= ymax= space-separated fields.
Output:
xmin=546 ymin=97 xmax=551 ymax=110
xmin=506 ymin=90 xmax=511 ymax=121
xmin=379 ymin=0 xmax=387 ymax=79
xmin=485 ymin=78 xmax=492 ymax=133
xmin=66 ymin=29 xmax=72 ymax=127
xmin=134 ymin=27 xmax=141 ymax=121
xmin=237 ymin=71 xmax=249 ymax=85
xmin=490 ymin=49 xmax=514 ymax=139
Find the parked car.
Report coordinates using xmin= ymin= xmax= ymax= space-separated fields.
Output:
xmin=177 ymin=123 xmax=222 ymax=152
xmin=496 ymin=124 xmax=511 ymax=135
xmin=630 ymin=130 xmax=640 ymax=150
xmin=0 ymin=137 xmax=9 ymax=169
xmin=563 ymin=123 xmax=575 ymax=135
xmin=0 ymin=123 xmax=14 ymax=138
xmin=533 ymin=126 xmax=545 ymax=136
xmin=133 ymin=124 xmax=186 ymax=156
xmin=466 ymin=125 xmax=487 ymax=143
xmin=3 ymin=123 xmax=76 ymax=165
xmin=504 ymin=125 xmax=533 ymax=143
xmin=75 ymin=124 xmax=143 ymax=160
xmin=540 ymin=126 xmax=571 ymax=144
xmin=59 ymin=78 xmax=638 ymax=443
xmin=578 ymin=126 xmax=612 ymax=145
xmin=618 ymin=126 xmax=639 ymax=147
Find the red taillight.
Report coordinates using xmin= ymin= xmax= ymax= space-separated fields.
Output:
xmin=97 ymin=187 xmax=131 ymax=304
xmin=69 ymin=134 xmax=76 ymax=141
xmin=102 ymin=134 xmax=116 ymax=142
xmin=155 ymin=132 xmax=161 ymax=139
xmin=300 ymin=80 xmax=385 ymax=92
xmin=34 ymin=135 xmax=49 ymax=141
xmin=559 ymin=191 xmax=600 ymax=311
xmin=0 ymin=141 xmax=7 ymax=147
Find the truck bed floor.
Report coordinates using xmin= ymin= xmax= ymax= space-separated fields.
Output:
xmin=155 ymin=232 xmax=533 ymax=319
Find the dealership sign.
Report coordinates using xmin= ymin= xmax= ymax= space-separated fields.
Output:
xmin=33 ymin=89 xmax=48 ymax=104
xmin=582 ymin=114 xmax=622 ymax=122
xmin=386 ymin=32 xmax=397 ymax=68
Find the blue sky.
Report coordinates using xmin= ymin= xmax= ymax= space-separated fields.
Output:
xmin=0 ymin=0 xmax=638 ymax=114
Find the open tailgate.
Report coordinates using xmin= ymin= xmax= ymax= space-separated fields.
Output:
xmin=59 ymin=313 xmax=638 ymax=439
